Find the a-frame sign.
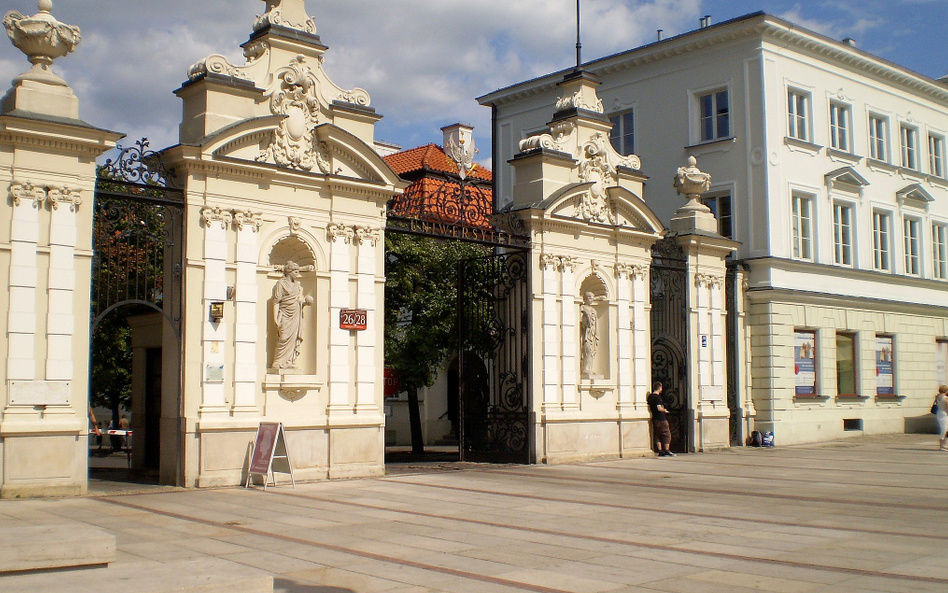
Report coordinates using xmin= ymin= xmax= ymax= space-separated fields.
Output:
xmin=245 ymin=422 xmax=296 ymax=490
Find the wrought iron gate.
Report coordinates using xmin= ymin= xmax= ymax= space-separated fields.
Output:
xmin=90 ymin=139 xmax=184 ymax=479
xmin=92 ymin=139 xmax=184 ymax=333
xmin=457 ymin=250 xmax=531 ymax=463
xmin=650 ymin=237 xmax=689 ymax=453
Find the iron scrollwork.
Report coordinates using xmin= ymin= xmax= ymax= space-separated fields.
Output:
xmin=459 ymin=250 xmax=531 ymax=462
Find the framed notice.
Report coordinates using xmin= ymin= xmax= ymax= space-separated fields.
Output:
xmin=875 ymin=336 xmax=894 ymax=396
xmin=794 ymin=331 xmax=816 ymax=396
xmin=245 ymin=422 xmax=295 ymax=490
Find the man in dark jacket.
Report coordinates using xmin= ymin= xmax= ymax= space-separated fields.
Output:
xmin=647 ymin=381 xmax=674 ymax=457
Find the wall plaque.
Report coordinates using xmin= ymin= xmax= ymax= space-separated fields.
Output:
xmin=9 ymin=381 xmax=71 ymax=406
xmin=340 ymin=308 xmax=367 ymax=330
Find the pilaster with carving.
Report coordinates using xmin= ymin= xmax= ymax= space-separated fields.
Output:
xmin=45 ymin=185 xmax=83 ymax=381
xmin=327 ymin=222 xmax=353 ymax=410
xmin=6 ymin=181 xmax=44 ymax=385
xmin=199 ymin=206 xmax=231 ymax=416
xmin=540 ymin=253 xmax=563 ymax=408
xmin=233 ymin=210 xmax=265 ymax=414
xmin=354 ymin=226 xmax=381 ymax=411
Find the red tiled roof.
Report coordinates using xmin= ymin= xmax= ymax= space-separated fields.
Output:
xmin=388 ymin=177 xmax=493 ymax=229
xmin=384 ymin=144 xmax=492 ymax=181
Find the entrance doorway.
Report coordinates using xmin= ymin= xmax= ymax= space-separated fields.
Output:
xmin=89 ymin=140 xmax=184 ymax=486
xmin=382 ymin=154 xmax=531 ymax=464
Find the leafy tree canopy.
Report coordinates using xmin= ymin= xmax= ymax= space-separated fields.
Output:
xmin=384 ymin=233 xmax=490 ymax=395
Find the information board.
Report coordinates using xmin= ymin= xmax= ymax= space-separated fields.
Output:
xmin=245 ymin=422 xmax=295 ymax=489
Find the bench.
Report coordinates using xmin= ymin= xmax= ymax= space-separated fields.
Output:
xmin=0 ymin=557 xmax=273 ymax=592
xmin=0 ymin=524 xmax=115 ymax=575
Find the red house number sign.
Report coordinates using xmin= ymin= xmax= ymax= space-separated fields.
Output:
xmin=340 ymin=308 xmax=367 ymax=330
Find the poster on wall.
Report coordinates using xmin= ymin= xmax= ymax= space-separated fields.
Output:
xmin=794 ymin=331 xmax=816 ymax=396
xmin=876 ymin=336 xmax=894 ymax=396
xmin=937 ymin=341 xmax=948 ymax=388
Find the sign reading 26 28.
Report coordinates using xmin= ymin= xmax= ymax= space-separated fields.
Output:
xmin=340 ymin=308 xmax=367 ymax=331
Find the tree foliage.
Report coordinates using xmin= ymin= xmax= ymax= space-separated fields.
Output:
xmin=383 ymin=233 xmax=491 ymax=396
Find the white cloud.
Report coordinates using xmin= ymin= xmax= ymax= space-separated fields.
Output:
xmin=1 ymin=0 xmax=704 ymax=160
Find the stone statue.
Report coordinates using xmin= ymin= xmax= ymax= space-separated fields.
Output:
xmin=272 ymin=261 xmax=313 ymax=369
xmin=580 ymin=291 xmax=600 ymax=376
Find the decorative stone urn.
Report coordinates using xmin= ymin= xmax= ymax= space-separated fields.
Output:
xmin=673 ymin=155 xmax=712 ymax=213
xmin=669 ymin=155 xmax=717 ymax=233
xmin=3 ymin=0 xmax=81 ymax=86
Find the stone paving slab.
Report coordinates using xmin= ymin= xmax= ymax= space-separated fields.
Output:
xmin=1 ymin=434 xmax=947 ymax=593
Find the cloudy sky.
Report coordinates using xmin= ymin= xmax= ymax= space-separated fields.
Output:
xmin=2 ymin=0 xmax=946 ymax=164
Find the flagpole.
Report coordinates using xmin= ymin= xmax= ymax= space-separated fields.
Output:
xmin=575 ymin=0 xmax=582 ymax=69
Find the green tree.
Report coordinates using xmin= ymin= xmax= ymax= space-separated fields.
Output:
xmin=384 ymin=233 xmax=490 ymax=453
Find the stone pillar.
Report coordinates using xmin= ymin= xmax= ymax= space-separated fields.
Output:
xmin=615 ymin=264 xmax=634 ymax=407
xmin=540 ymin=254 xmax=561 ymax=409
xmin=354 ymin=227 xmax=380 ymax=412
xmin=233 ymin=210 xmax=262 ymax=414
xmin=0 ymin=2 xmax=121 ymax=497
xmin=630 ymin=265 xmax=650 ymax=405
xmin=327 ymin=223 xmax=353 ymax=410
xmin=670 ymin=156 xmax=738 ymax=451
xmin=560 ymin=257 xmax=579 ymax=408
xmin=45 ymin=188 xmax=83 ymax=383
xmin=6 ymin=183 xmax=43 ymax=385
xmin=199 ymin=207 xmax=231 ymax=416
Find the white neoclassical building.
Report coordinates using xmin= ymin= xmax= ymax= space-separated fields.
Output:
xmin=479 ymin=12 xmax=948 ymax=445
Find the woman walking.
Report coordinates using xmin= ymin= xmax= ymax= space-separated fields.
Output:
xmin=936 ymin=385 xmax=948 ymax=451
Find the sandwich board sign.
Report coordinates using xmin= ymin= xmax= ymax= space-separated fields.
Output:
xmin=245 ymin=422 xmax=295 ymax=489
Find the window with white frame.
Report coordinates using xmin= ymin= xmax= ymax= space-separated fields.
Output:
xmin=829 ymin=102 xmax=850 ymax=151
xmin=699 ymin=89 xmax=729 ymax=142
xmin=901 ymin=124 xmax=918 ymax=170
xmin=791 ymin=192 xmax=813 ymax=260
xmin=833 ymin=202 xmax=853 ymax=266
xmin=930 ymin=134 xmax=945 ymax=178
xmin=609 ymin=110 xmax=635 ymax=155
xmin=872 ymin=210 xmax=891 ymax=271
xmin=787 ymin=89 xmax=809 ymax=141
xmin=869 ymin=114 xmax=887 ymax=161
xmin=903 ymin=217 xmax=921 ymax=276
xmin=701 ymin=191 xmax=733 ymax=239
xmin=933 ymin=223 xmax=948 ymax=280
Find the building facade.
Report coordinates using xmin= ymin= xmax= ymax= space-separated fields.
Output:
xmin=479 ymin=12 xmax=948 ymax=445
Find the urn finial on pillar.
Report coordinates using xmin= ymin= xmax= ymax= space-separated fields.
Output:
xmin=2 ymin=0 xmax=82 ymax=117
xmin=670 ymin=155 xmax=718 ymax=233
xmin=3 ymin=0 xmax=81 ymax=87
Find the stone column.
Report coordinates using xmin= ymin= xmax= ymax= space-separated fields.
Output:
xmin=327 ymin=223 xmax=353 ymax=410
xmin=354 ymin=227 xmax=380 ymax=412
xmin=559 ymin=257 xmax=579 ymax=408
xmin=199 ymin=207 xmax=231 ymax=416
xmin=6 ymin=183 xmax=43 ymax=385
xmin=540 ymin=254 xmax=561 ymax=409
xmin=232 ymin=210 xmax=262 ymax=414
xmin=45 ymin=187 xmax=83 ymax=383
xmin=670 ymin=156 xmax=736 ymax=451
xmin=615 ymin=263 xmax=634 ymax=407
xmin=630 ymin=265 xmax=650 ymax=405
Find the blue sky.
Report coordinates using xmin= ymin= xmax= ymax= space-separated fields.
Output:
xmin=2 ymin=0 xmax=945 ymax=164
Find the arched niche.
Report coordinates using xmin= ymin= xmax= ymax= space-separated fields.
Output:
xmin=578 ymin=275 xmax=610 ymax=380
xmin=265 ymin=235 xmax=318 ymax=374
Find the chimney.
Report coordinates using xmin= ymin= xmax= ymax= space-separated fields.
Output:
xmin=657 ymin=29 xmax=664 ymax=41
xmin=441 ymin=123 xmax=477 ymax=179
xmin=842 ymin=37 xmax=856 ymax=47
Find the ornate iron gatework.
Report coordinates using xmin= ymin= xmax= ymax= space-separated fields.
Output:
xmin=650 ymin=236 xmax=689 ymax=453
xmin=458 ymin=250 xmax=531 ymax=463
xmin=726 ymin=263 xmax=743 ymax=446
xmin=92 ymin=139 xmax=184 ymax=333
xmin=387 ymin=171 xmax=530 ymax=248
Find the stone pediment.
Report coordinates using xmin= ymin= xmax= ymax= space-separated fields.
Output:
xmin=534 ymin=182 xmax=663 ymax=234
xmin=896 ymin=183 xmax=934 ymax=206
xmin=825 ymin=166 xmax=869 ymax=191
xmin=203 ymin=118 xmax=402 ymax=186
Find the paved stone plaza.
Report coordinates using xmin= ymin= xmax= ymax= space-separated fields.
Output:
xmin=2 ymin=434 xmax=947 ymax=592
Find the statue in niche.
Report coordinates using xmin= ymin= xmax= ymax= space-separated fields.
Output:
xmin=272 ymin=261 xmax=314 ymax=369
xmin=580 ymin=292 xmax=601 ymax=376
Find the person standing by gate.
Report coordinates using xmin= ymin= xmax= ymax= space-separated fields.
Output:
xmin=648 ymin=381 xmax=674 ymax=457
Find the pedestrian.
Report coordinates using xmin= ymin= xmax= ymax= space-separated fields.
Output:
xmin=935 ymin=385 xmax=948 ymax=451
xmin=119 ymin=414 xmax=130 ymax=449
xmin=647 ymin=381 xmax=674 ymax=457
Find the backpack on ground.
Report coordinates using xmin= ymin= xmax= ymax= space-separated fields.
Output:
xmin=748 ymin=430 xmax=762 ymax=447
